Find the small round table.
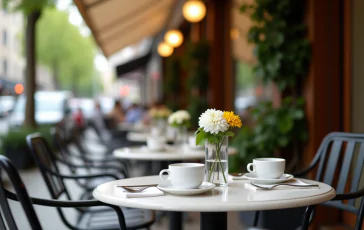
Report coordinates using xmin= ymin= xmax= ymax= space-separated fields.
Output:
xmin=93 ymin=175 xmax=335 ymax=230
xmin=113 ymin=146 xmax=238 ymax=161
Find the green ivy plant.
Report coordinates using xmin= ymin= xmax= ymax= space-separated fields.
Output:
xmin=181 ymin=40 xmax=210 ymax=128
xmin=164 ymin=57 xmax=180 ymax=111
xmin=241 ymin=0 xmax=310 ymax=91
xmin=230 ymin=0 xmax=311 ymax=172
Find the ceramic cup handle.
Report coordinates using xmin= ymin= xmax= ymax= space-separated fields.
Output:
xmin=247 ymin=163 xmax=256 ymax=173
xmin=159 ymin=169 xmax=171 ymax=181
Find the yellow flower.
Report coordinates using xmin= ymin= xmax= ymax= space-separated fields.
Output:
xmin=223 ymin=111 xmax=242 ymax=128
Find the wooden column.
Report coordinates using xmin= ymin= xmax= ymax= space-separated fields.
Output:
xmin=206 ymin=0 xmax=233 ymax=110
xmin=304 ymin=0 xmax=342 ymax=168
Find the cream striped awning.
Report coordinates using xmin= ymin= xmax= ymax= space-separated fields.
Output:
xmin=74 ymin=0 xmax=175 ymax=57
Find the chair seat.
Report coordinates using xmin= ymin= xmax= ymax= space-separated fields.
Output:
xmin=77 ymin=207 xmax=154 ymax=230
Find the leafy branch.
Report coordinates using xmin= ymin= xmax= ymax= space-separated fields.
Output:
xmin=231 ymin=0 xmax=311 ymax=172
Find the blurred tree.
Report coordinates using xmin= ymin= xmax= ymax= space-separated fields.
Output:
xmin=2 ymin=0 xmax=56 ymax=128
xmin=37 ymin=8 xmax=96 ymax=95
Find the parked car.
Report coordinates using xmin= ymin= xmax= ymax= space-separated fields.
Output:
xmin=0 ymin=96 xmax=16 ymax=117
xmin=8 ymin=91 xmax=73 ymax=128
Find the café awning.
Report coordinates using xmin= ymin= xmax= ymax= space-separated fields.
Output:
xmin=74 ymin=0 xmax=175 ymax=57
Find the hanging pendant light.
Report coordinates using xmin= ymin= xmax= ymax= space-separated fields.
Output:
xmin=182 ymin=0 xmax=206 ymax=23
xmin=165 ymin=30 xmax=184 ymax=48
xmin=158 ymin=42 xmax=173 ymax=57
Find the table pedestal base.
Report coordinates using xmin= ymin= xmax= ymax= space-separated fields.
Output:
xmin=169 ymin=211 xmax=183 ymax=230
xmin=200 ymin=212 xmax=227 ymax=230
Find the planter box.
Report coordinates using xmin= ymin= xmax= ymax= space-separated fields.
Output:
xmin=4 ymin=145 xmax=34 ymax=170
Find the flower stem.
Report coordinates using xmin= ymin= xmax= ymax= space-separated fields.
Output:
xmin=208 ymin=138 xmax=227 ymax=184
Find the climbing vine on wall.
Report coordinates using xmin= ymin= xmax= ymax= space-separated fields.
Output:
xmin=181 ymin=40 xmax=210 ymax=128
xmin=231 ymin=0 xmax=311 ymax=171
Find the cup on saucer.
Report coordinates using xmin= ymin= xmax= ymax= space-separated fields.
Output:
xmin=147 ymin=136 xmax=166 ymax=151
xmin=247 ymin=158 xmax=285 ymax=179
xmin=159 ymin=163 xmax=204 ymax=189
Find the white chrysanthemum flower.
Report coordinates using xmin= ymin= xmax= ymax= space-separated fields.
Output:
xmin=168 ymin=110 xmax=191 ymax=125
xmin=198 ymin=109 xmax=229 ymax=134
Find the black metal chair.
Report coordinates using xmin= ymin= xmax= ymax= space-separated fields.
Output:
xmin=26 ymin=133 xmax=155 ymax=230
xmin=250 ymin=132 xmax=364 ymax=230
xmin=0 ymin=155 xmax=126 ymax=230
xmin=51 ymin=127 xmax=129 ymax=177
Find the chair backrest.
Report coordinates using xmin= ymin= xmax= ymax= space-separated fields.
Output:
xmin=307 ymin=132 xmax=364 ymax=227
xmin=0 ymin=155 xmax=42 ymax=230
xmin=51 ymin=127 xmax=91 ymax=172
xmin=26 ymin=133 xmax=70 ymax=200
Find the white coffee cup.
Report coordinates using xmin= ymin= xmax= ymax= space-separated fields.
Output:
xmin=147 ymin=136 xmax=166 ymax=151
xmin=159 ymin=163 xmax=205 ymax=189
xmin=247 ymin=158 xmax=285 ymax=179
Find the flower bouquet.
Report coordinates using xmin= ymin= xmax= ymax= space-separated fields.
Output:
xmin=168 ymin=110 xmax=191 ymax=146
xmin=149 ymin=107 xmax=172 ymax=121
xmin=195 ymin=109 xmax=242 ymax=186
xmin=148 ymin=107 xmax=172 ymax=136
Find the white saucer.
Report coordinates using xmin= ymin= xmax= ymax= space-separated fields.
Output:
xmin=157 ymin=182 xmax=216 ymax=196
xmin=242 ymin=173 xmax=294 ymax=184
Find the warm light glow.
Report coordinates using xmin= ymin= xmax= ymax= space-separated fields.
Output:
xmin=14 ymin=84 xmax=24 ymax=95
xmin=157 ymin=42 xmax=173 ymax=57
xmin=182 ymin=0 xmax=206 ymax=23
xmin=230 ymin=28 xmax=239 ymax=40
xmin=165 ymin=30 xmax=184 ymax=48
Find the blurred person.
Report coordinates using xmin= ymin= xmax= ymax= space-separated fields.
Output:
xmin=124 ymin=103 xmax=144 ymax=124
xmin=91 ymin=101 xmax=107 ymax=141
xmin=106 ymin=100 xmax=125 ymax=125
xmin=73 ymin=107 xmax=86 ymax=137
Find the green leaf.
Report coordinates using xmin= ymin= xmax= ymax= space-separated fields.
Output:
xmin=207 ymin=135 xmax=219 ymax=144
xmin=293 ymin=109 xmax=304 ymax=119
xmin=196 ymin=131 xmax=208 ymax=146
xmin=224 ymin=131 xmax=235 ymax=137
xmin=278 ymin=114 xmax=294 ymax=133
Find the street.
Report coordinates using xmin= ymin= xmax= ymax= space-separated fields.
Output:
xmin=0 ymin=117 xmax=8 ymax=135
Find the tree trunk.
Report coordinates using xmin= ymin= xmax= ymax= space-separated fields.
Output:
xmin=52 ymin=61 xmax=60 ymax=90
xmin=24 ymin=11 xmax=41 ymax=129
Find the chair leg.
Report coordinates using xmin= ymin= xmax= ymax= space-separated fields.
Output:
xmin=253 ymin=211 xmax=260 ymax=226
xmin=301 ymin=205 xmax=316 ymax=230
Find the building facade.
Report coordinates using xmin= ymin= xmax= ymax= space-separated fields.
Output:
xmin=0 ymin=1 xmax=53 ymax=95
xmin=0 ymin=6 xmax=24 ymax=94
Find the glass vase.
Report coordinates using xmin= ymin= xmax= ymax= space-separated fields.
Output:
xmin=205 ymin=136 xmax=228 ymax=187
xmin=150 ymin=119 xmax=167 ymax=136
xmin=174 ymin=126 xmax=187 ymax=147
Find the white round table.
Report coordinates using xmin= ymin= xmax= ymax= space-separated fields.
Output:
xmin=117 ymin=123 xmax=149 ymax=132
xmin=127 ymin=132 xmax=173 ymax=142
xmin=93 ymin=175 xmax=335 ymax=230
xmin=113 ymin=145 xmax=238 ymax=161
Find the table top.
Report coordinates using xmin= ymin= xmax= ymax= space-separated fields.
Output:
xmin=126 ymin=132 xmax=170 ymax=142
xmin=117 ymin=123 xmax=149 ymax=132
xmin=93 ymin=175 xmax=336 ymax=212
xmin=126 ymin=131 xmax=196 ymax=142
xmin=113 ymin=145 xmax=238 ymax=161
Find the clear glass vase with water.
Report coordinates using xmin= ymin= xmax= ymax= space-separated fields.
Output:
xmin=205 ymin=136 xmax=228 ymax=187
